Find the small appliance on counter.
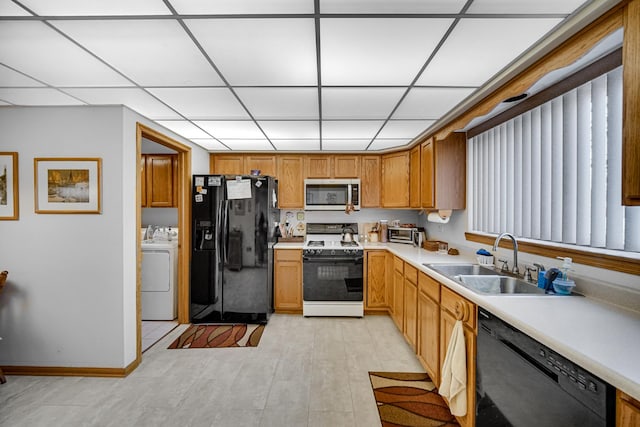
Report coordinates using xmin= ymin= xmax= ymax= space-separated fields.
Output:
xmin=388 ymin=225 xmax=422 ymax=245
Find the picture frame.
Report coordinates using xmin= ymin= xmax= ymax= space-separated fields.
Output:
xmin=34 ymin=158 xmax=102 ymax=214
xmin=0 ymin=152 xmax=19 ymax=220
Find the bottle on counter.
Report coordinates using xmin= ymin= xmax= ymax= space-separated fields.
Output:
xmin=380 ymin=220 xmax=388 ymax=243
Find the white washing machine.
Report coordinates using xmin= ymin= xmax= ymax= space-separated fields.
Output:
xmin=142 ymin=239 xmax=178 ymax=320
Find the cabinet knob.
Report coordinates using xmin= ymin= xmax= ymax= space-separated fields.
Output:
xmin=454 ymin=300 xmax=469 ymax=322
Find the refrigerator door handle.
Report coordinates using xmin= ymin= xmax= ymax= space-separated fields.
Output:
xmin=222 ymin=199 xmax=230 ymax=264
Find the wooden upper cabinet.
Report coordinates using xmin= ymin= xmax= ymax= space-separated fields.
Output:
xmin=305 ymin=155 xmax=332 ymax=178
xmin=623 ymin=0 xmax=640 ymax=205
xmin=277 ymin=156 xmax=304 ymax=208
xmin=245 ymin=155 xmax=278 ymax=178
xmin=381 ymin=151 xmax=410 ymax=208
xmin=361 ymin=155 xmax=381 ymax=207
xmin=410 ymin=145 xmax=421 ymax=208
xmin=145 ymin=154 xmax=176 ymax=207
xmin=140 ymin=155 xmax=147 ymax=207
xmin=421 ymin=133 xmax=466 ymax=210
xmin=211 ymin=154 xmax=244 ymax=175
xmin=334 ymin=155 xmax=360 ymax=178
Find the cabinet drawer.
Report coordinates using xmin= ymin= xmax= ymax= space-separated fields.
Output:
xmin=394 ymin=256 xmax=404 ymax=273
xmin=404 ymin=263 xmax=418 ymax=284
xmin=275 ymin=249 xmax=301 ymax=262
xmin=418 ymin=272 xmax=440 ymax=302
xmin=440 ymin=286 xmax=476 ymax=332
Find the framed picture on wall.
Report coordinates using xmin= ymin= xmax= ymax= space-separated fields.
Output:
xmin=34 ymin=158 xmax=102 ymax=214
xmin=0 ymin=152 xmax=19 ymax=220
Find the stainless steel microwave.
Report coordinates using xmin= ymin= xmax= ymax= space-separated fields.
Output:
xmin=304 ymin=179 xmax=360 ymax=211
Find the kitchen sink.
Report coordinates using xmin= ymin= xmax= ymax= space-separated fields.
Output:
xmin=424 ymin=263 xmax=550 ymax=296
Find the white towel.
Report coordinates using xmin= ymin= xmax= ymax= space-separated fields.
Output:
xmin=439 ymin=320 xmax=467 ymax=416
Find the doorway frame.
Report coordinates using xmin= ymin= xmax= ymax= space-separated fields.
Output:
xmin=136 ymin=123 xmax=192 ymax=358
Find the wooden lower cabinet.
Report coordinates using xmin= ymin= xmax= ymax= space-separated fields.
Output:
xmin=274 ymin=249 xmax=302 ymax=312
xmin=403 ymin=263 xmax=418 ymax=350
xmin=365 ymin=250 xmax=388 ymax=311
xmin=392 ymin=257 xmax=404 ymax=330
xmin=417 ymin=272 xmax=440 ymax=386
xmin=439 ymin=287 xmax=477 ymax=427
xmin=618 ymin=390 xmax=640 ymax=427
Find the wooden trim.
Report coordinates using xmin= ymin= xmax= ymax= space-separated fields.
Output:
xmin=468 ymin=48 xmax=623 ymax=138
xmin=426 ymin=4 xmax=625 ymax=143
xmin=465 ymin=232 xmax=640 ymax=276
xmin=2 ymin=357 xmax=140 ymax=378
xmin=622 ymin=0 xmax=640 ymax=205
xmin=274 ymin=309 xmax=303 ymax=315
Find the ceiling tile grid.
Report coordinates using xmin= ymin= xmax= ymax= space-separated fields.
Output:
xmin=0 ymin=0 xmax=592 ymax=151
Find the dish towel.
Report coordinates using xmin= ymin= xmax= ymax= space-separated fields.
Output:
xmin=439 ymin=320 xmax=467 ymax=416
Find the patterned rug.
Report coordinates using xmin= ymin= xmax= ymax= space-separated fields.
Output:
xmin=168 ymin=324 xmax=265 ymax=349
xmin=369 ymin=372 xmax=460 ymax=427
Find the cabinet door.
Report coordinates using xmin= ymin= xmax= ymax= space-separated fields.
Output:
xmin=404 ymin=278 xmax=418 ymax=350
xmin=274 ymin=250 xmax=302 ymax=311
xmin=434 ymin=133 xmax=466 ymax=210
xmin=334 ymin=155 xmax=360 ymax=178
xmin=212 ymin=154 xmax=244 ymax=175
xmin=361 ymin=156 xmax=381 ymax=207
xmin=146 ymin=155 xmax=175 ymax=207
xmin=392 ymin=267 xmax=404 ymax=331
xmin=245 ymin=155 xmax=277 ymax=178
xmin=418 ymin=291 xmax=440 ymax=385
xmin=623 ymin=0 xmax=640 ymax=205
xmin=410 ymin=145 xmax=421 ymax=208
xmin=366 ymin=251 xmax=387 ymax=309
xmin=618 ymin=391 xmax=640 ymax=427
xmin=305 ymin=155 xmax=332 ymax=178
xmin=421 ymin=139 xmax=434 ymax=209
xmin=440 ymin=308 xmax=476 ymax=427
xmin=141 ymin=155 xmax=147 ymax=207
xmin=382 ymin=151 xmax=410 ymax=207
xmin=277 ymin=156 xmax=304 ymax=208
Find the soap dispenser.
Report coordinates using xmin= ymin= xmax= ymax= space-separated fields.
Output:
xmin=552 ymin=257 xmax=576 ymax=295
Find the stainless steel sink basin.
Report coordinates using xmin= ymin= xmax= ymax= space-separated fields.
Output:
xmin=424 ymin=263 xmax=550 ymax=296
xmin=424 ymin=263 xmax=498 ymax=277
xmin=455 ymin=275 xmax=547 ymax=295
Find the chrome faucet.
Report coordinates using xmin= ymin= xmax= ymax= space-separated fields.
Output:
xmin=492 ymin=232 xmax=520 ymax=276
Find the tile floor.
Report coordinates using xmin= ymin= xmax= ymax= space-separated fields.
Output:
xmin=142 ymin=321 xmax=179 ymax=353
xmin=0 ymin=314 xmax=423 ymax=427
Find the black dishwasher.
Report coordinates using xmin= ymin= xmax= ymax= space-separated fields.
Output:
xmin=476 ymin=308 xmax=615 ymax=427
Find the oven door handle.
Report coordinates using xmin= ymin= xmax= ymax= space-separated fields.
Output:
xmin=303 ymin=256 xmax=364 ymax=263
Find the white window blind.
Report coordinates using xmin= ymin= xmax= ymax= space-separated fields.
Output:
xmin=469 ymin=66 xmax=640 ymax=253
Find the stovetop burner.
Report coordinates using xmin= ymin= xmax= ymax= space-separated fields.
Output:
xmin=307 ymin=240 xmax=324 ymax=247
xmin=340 ymin=241 xmax=359 ymax=247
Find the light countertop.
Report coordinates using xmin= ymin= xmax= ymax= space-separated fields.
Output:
xmin=274 ymin=241 xmax=640 ymax=399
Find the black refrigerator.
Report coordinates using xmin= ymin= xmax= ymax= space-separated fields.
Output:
xmin=190 ymin=175 xmax=279 ymax=324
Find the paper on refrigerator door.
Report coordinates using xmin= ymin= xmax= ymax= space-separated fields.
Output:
xmin=226 ymin=179 xmax=252 ymax=199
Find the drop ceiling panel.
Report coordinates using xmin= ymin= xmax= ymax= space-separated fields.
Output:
xmin=320 ymin=0 xmax=467 ymax=13
xmin=170 ymin=0 xmax=314 ymax=14
xmin=63 ymin=88 xmax=180 ymax=119
xmin=258 ymin=121 xmax=319 ymax=139
xmin=468 ymin=0 xmax=586 ymax=14
xmin=219 ymin=139 xmax=274 ymax=151
xmin=322 ymin=88 xmax=406 ymax=119
xmin=322 ymin=120 xmax=384 ymax=139
xmin=186 ymin=19 xmax=317 ymax=86
xmin=321 ymin=18 xmax=453 ymax=85
xmin=0 ymin=88 xmax=84 ymax=105
xmin=52 ymin=20 xmax=223 ymax=86
xmin=0 ymin=22 xmax=132 ymax=86
xmin=148 ymin=88 xmax=248 ymax=119
xmin=0 ymin=65 xmax=45 ymax=87
xmin=18 ymin=0 xmax=171 ymax=15
xmin=195 ymin=121 xmax=264 ymax=139
xmin=0 ymin=0 xmax=31 ymax=16
xmin=322 ymin=139 xmax=371 ymax=151
xmin=234 ymin=88 xmax=318 ymax=119
xmin=368 ymin=138 xmax=412 ymax=150
xmin=417 ymin=18 xmax=562 ymax=86
xmin=392 ymin=87 xmax=475 ymax=119
xmin=156 ymin=120 xmax=211 ymax=139
xmin=377 ymin=120 xmax=435 ymax=138
xmin=190 ymin=139 xmax=230 ymax=151
xmin=272 ymin=140 xmax=320 ymax=151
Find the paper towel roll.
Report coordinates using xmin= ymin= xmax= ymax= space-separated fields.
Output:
xmin=427 ymin=210 xmax=451 ymax=224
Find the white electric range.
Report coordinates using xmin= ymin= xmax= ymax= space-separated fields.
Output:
xmin=302 ymin=223 xmax=364 ymax=317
